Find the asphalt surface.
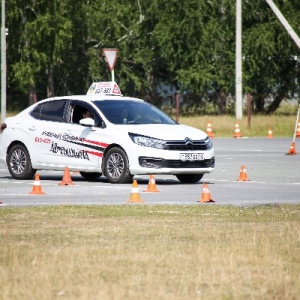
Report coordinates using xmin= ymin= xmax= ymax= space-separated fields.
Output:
xmin=0 ymin=137 xmax=299 ymax=207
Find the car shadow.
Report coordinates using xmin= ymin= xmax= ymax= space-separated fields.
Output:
xmin=0 ymin=174 xmax=215 ymax=185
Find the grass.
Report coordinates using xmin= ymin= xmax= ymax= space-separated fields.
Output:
xmin=178 ymin=114 xmax=297 ymax=138
xmin=168 ymin=102 xmax=300 ymax=137
xmin=1 ymin=205 xmax=300 ymax=300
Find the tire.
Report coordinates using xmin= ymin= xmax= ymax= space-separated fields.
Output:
xmin=6 ymin=144 xmax=36 ymax=180
xmin=103 ymin=147 xmax=133 ymax=183
xmin=176 ymin=174 xmax=203 ymax=183
xmin=80 ymin=172 xmax=102 ymax=181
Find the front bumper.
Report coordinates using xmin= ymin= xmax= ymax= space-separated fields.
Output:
xmin=128 ymin=153 xmax=215 ymax=175
xmin=138 ymin=156 xmax=215 ymax=169
xmin=126 ymin=139 xmax=215 ymax=175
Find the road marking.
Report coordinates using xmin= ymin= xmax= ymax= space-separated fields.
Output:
xmin=0 ymin=181 xmax=131 ymax=190
xmin=0 ymin=193 xmax=72 ymax=196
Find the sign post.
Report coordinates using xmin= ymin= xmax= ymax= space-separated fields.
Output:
xmin=102 ymin=48 xmax=118 ymax=82
xmin=235 ymin=0 xmax=242 ymax=120
xmin=1 ymin=0 xmax=7 ymax=123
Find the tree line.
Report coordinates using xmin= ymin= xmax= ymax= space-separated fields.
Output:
xmin=2 ymin=0 xmax=300 ymax=114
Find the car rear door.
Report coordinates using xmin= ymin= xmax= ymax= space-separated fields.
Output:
xmin=30 ymin=99 xmax=99 ymax=171
xmin=30 ymin=99 xmax=69 ymax=168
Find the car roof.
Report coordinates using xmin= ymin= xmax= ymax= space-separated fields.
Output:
xmin=37 ymin=94 xmax=145 ymax=104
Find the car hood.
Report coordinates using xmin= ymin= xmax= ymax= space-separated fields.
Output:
xmin=115 ymin=124 xmax=207 ymax=140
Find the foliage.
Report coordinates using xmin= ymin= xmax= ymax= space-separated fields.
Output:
xmin=2 ymin=0 xmax=300 ymax=113
xmin=243 ymin=0 xmax=300 ymax=113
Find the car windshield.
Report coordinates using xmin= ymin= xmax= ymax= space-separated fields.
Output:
xmin=93 ymin=99 xmax=177 ymax=125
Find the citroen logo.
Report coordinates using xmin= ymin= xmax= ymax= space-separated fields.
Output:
xmin=184 ymin=137 xmax=194 ymax=145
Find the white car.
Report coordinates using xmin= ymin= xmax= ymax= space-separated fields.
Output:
xmin=0 ymin=82 xmax=215 ymax=183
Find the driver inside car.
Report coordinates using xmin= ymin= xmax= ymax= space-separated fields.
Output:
xmin=82 ymin=110 xmax=94 ymax=119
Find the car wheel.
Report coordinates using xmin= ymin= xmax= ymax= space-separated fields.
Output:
xmin=80 ymin=172 xmax=102 ymax=181
xmin=7 ymin=144 xmax=36 ymax=180
xmin=176 ymin=174 xmax=203 ymax=183
xmin=103 ymin=147 xmax=133 ymax=183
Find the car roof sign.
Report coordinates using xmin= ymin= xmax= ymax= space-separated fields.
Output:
xmin=86 ymin=81 xmax=122 ymax=96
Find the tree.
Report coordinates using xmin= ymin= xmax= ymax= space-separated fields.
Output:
xmin=7 ymin=0 xmax=73 ymax=100
xmin=3 ymin=0 xmax=300 ymax=114
xmin=83 ymin=0 xmax=164 ymax=102
xmin=243 ymin=0 xmax=300 ymax=113
xmin=150 ymin=0 xmax=236 ymax=114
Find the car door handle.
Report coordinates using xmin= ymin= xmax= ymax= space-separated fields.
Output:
xmin=28 ymin=126 xmax=36 ymax=131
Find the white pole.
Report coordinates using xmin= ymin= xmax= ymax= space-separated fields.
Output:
xmin=1 ymin=0 xmax=7 ymax=123
xmin=266 ymin=0 xmax=300 ymax=50
xmin=235 ymin=0 xmax=243 ymax=119
xmin=111 ymin=70 xmax=115 ymax=82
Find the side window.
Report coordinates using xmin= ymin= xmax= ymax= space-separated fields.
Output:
xmin=72 ymin=105 xmax=87 ymax=124
xmin=40 ymin=100 xmax=67 ymax=122
xmin=70 ymin=103 xmax=103 ymax=127
xmin=30 ymin=104 xmax=42 ymax=119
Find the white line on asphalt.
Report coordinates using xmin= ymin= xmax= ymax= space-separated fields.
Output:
xmin=0 ymin=181 xmax=129 ymax=189
xmin=0 ymin=193 xmax=72 ymax=196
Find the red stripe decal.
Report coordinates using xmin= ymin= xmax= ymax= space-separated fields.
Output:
xmin=86 ymin=151 xmax=103 ymax=157
xmin=84 ymin=139 xmax=109 ymax=147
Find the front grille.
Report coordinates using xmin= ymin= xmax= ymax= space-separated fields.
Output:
xmin=163 ymin=159 xmax=214 ymax=168
xmin=139 ymin=157 xmax=215 ymax=169
xmin=163 ymin=140 xmax=209 ymax=151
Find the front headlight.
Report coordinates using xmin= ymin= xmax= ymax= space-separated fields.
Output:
xmin=128 ymin=133 xmax=165 ymax=149
xmin=204 ymin=136 xmax=213 ymax=150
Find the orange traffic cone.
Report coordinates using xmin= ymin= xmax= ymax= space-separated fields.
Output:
xmin=29 ymin=173 xmax=45 ymax=195
xmin=198 ymin=183 xmax=215 ymax=203
xmin=127 ymin=180 xmax=144 ymax=203
xmin=206 ymin=121 xmax=214 ymax=138
xmin=144 ymin=175 xmax=160 ymax=192
xmin=287 ymin=142 xmax=296 ymax=155
xmin=296 ymin=122 xmax=300 ymax=138
xmin=234 ymin=123 xmax=242 ymax=138
xmin=58 ymin=166 xmax=75 ymax=186
xmin=237 ymin=165 xmax=250 ymax=181
xmin=267 ymin=128 xmax=273 ymax=138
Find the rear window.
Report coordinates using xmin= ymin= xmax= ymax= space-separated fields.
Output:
xmin=30 ymin=100 xmax=67 ymax=122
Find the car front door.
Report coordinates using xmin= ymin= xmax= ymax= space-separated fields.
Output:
xmin=55 ymin=100 xmax=106 ymax=172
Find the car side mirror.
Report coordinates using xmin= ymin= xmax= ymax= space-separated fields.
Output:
xmin=100 ymin=121 xmax=106 ymax=129
xmin=79 ymin=118 xmax=95 ymax=127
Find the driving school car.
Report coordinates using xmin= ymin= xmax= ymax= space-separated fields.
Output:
xmin=0 ymin=82 xmax=215 ymax=184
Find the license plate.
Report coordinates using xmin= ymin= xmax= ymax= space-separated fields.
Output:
xmin=180 ymin=153 xmax=204 ymax=161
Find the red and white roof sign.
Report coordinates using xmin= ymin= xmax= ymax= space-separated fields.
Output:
xmin=86 ymin=82 xmax=122 ymax=96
